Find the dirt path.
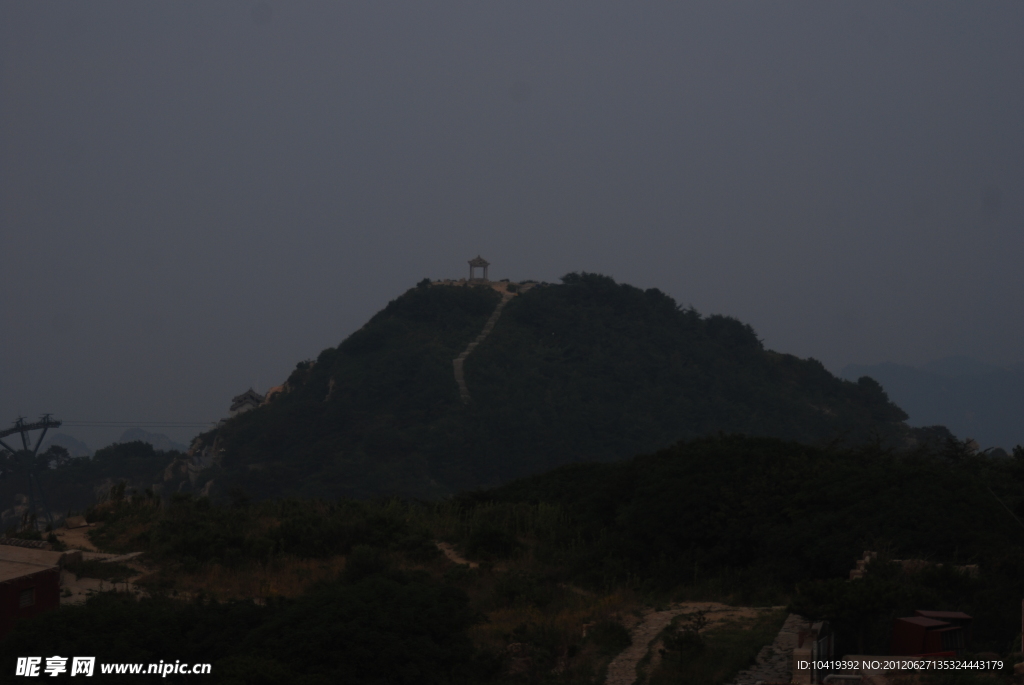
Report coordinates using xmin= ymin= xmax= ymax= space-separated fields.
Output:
xmin=53 ymin=524 xmax=155 ymax=605
xmin=435 ymin=541 xmax=479 ymax=568
xmin=61 ymin=571 xmax=147 ymax=605
xmin=54 ymin=525 xmax=98 ymax=551
xmin=60 ymin=553 xmax=152 ymax=606
xmin=604 ymin=602 xmax=783 ymax=685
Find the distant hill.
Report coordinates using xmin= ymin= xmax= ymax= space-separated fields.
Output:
xmin=1 ymin=431 xmax=184 ymax=527
xmin=842 ymin=356 xmax=1024 ymax=450
xmin=118 ymin=428 xmax=188 ymax=453
xmin=0 ymin=441 xmax=188 ymax=530
xmin=196 ymin=273 xmax=912 ymax=500
xmin=40 ymin=432 xmax=92 ymax=458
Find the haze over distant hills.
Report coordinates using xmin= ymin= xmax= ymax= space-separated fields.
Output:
xmin=39 ymin=428 xmax=188 ymax=459
xmin=195 ymin=273 xmax=915 ymax=500
xmin=39 ymin=432 xmax=92 ymax=458
xmin=116 ymin=428 xmax=188 ymax=454
xmin=841 ymin=356 xmax=1024 ymax=451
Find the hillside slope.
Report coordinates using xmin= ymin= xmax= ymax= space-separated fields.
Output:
xmin=460 ymin=434 xmax=1024 ymax=654
xmin=842 ymin=357 xmax=1024 ymax=450
xmin=204 ymin=273 xmax=909 ymax=499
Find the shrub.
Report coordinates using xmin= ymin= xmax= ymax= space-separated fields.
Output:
xmin=586 ymin=619 xmax=631 ymax=656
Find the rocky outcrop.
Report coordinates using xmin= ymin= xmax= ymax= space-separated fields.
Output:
xmin=730 ymin=613 xmax=810 ymax=685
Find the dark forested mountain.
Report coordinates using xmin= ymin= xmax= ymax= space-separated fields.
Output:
xmin=842 ymin=356 xmax=1024 ymax=451
xmin=196 ymin=273 xmax=911 ymax=500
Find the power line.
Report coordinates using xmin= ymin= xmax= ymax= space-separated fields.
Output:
xmin=60 ymin=421 xmax=217 ymax=428
xmin=987 ymin=486 xmax=1024 ymax=533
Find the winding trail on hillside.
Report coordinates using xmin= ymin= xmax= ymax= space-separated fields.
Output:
xmin=453 ymin=291 xmax=515 ymax=403
xmin=604 ymin=606 xmax=687 ymax=685
xmin=435 ymin=541 xmax=479 ymax=568
xmin=604 ymin=603 xmax=793 ymax=685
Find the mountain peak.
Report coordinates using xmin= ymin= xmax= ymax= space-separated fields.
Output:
xmin=204 ymin=275 xmax=910 ymax=499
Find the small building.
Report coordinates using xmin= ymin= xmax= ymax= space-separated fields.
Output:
xmin=913 ymin=610 xmax=973 ymax=645
xmin=891 ymin=611 xmax=971 ymax=656
xmin=0 ymin=546 xmax=74 ymax=639
xmin=230 ymin=388 xmax=265 ymax=417
xmin=468 ymin=256 xmax=490 ymax=282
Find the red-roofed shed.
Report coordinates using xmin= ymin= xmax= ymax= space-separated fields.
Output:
xmin=0 ymin=547 xmax=64 ymax=639
xmin=891 ymin=612 xmax=971 ymax=656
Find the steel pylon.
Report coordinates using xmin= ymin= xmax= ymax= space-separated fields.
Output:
xmin=0 ymin=415 xmax=62 ymax=530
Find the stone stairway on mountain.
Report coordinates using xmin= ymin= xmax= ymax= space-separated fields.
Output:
xmin=453 ymin=291 xmax=515 ymax=403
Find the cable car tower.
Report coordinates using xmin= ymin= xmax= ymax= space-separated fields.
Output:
xmin=0 ymin=415 xmax=61 ymax=530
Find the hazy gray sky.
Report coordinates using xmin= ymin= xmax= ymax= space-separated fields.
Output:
xmin=2 ymin=2 xmax=1022 ymax=447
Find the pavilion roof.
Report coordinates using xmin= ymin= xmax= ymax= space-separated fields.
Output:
xmin=230 ymin=388 xmax=265 ymax=410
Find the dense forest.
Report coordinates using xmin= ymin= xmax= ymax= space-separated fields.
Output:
xmin=467 ymin=434 xmax=1024 ymax=656
xmin=202 ymin=273 xmax=912 ymax=500
xmin=4 ymin=435 xmax=1022 ymax=683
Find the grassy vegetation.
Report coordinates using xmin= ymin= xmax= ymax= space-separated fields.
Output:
xmin=459 ymin=433 xmax=1024 ymax=656
xmin=64 ymin=558 xmax=136 ymax=583
xmin=5 ymin=434 xmax=1023 ymax=681
xmin=20 ymin=474 xmax=639 ymax=680
xmin=86 ymin=435 xmax=1024 ymax=653
xmin=648 ymin=608 xmax=788 ymax=685
xmin=1 ymin=571 xmax=483 ymax=685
